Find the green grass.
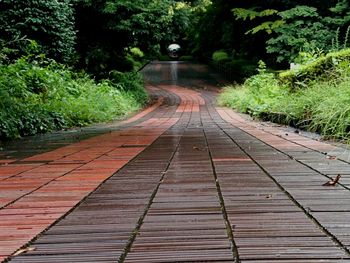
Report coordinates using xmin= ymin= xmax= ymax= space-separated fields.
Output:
xmin=0 ymin=56 xmax=148 ymax=140
xmin=218 ymin=51 xmax=350 ymax=141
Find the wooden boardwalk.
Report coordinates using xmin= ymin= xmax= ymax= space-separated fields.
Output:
xmin=2 ymin=62 xmax=350 ymax=262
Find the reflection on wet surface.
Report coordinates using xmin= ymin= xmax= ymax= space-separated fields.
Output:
xmin=142 ymin=61 xmax=223 ymax=88
xmin=170 ymin=62 xmax=178 ymax=84
xmin=0 ymin=62 xmax=223 ymax=161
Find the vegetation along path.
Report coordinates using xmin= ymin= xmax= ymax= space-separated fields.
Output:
xmin=2 ymin=62 xmax=350 ymax=262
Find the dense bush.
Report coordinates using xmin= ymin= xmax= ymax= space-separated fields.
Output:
xmin=179 ymin=55 xmax=194 ymax=61
xmin=211 ymin=50 xmax=257 ymax=81
xmin=0 ymin=56 xmax=147 ymax=140
xmin=212 ymin=50 xmax=229 ymax=62
xmin=125 ymin=47 xmax=146 ymax=71
xmin=279 ymin=48 xmax=350 ymax=88
xmin=220 ymin=59 xmax=257 ymax=81
xmin=219 ymin=49 xmax=350 ymax=140
xmin=0 ymin=0 xmax=76 ymax=63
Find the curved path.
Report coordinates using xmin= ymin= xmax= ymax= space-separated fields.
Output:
xmin=2 ymin=62 xmax=350 ymax=262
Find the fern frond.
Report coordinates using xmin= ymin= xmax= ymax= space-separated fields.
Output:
xmin=246 ymin=20 xmax=285 ymax=35
xmin=232 ymin=8 xmax=278 ymax=21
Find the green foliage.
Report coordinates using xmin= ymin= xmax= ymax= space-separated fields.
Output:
xmin=219 ymin=48 xmax=350 ymax=140
xmin=212 ymin=50 xmax=257 ymax=82
xmin=233 ymin=8 xmax=278 ymax=21
xmin=344 ymin=26 xmax=350 ymax=49
xmin=75 ymin=0 xmax=194 ymax=76
xmin=246 ymin=20 xmax=285 ymax=35
xmin=267 ymin=1 xmax=350 ymax=63
xmin=185 ymin=0 xmax=229 ymax=58
xmin=193 ymin=1 xmax=350 ymax=66
xmin=331 ymin=26 xmax=350 ymax=51
xmin=125 ymin=47 xmax=146 ymax=71
xmin=294 ymin=48 xmax=324 ymax=65
xmin=212 ymin=50 xmax=229 ymax=62
xmin=221 ymin=71 xmax=285 ymax=115
xmin=187 ymin=1 xmax=273 ymax=62
xmin=266 ymin=6 xmax=333 ymax=63
xmin=0 ymin=56 xmax=147 ymax=140
xmin=325 ymin=0 xmax=350 ymax=27
xmin=279 ymin=5 xmax=318 ymax=19
xmin=129 ymin=48 xmax=144 ymax=59
xmin=0 ymin=0 xmax=76 ymax=63
xmin=179 ymin=55 xmax=194 ymax=61
xmin=279 ymin=48 xmax=350 ymax=88
xmin=158 ymin=54 xmax=172 ymax=61
xmin=219 ymin=59 xmax=257 ymax=82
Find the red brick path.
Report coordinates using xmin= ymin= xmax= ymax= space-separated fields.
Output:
xmin=3 ymin=62 xmax=350 ymax=262
xmin=0 ymin=96 xmax=176 ymax=261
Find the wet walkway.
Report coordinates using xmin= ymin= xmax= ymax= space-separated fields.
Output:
xmin=2 ymin=62 xmax=350 ymax=262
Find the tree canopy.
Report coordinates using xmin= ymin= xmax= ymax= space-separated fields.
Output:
xmin=0 ymin=0 xmax=76 ymax=63
xmin=1 ymin=0 xmax=350 ymax=71
xmin=191 ymin=0 xmax=350 ymax=65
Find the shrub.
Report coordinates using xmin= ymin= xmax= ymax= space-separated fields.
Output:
xmin=125 ymin=47 xmax=146 ymax=71
xmin=0 ymin=56 xmax=148 ymax=140
xmin=279 ymin=48 xmax=350 ymax=88
xmin=221 ymin=59 xmax=257 ymax=81
xmin=179 ymin=55 xmax=194 ymax=61
xmin=129 ymin=48 xmax=144 ymax=59
xmin=212 ymin=50 xmax=229 ymax=63
xmin=219 ymin=50 xmax=350 ymax=141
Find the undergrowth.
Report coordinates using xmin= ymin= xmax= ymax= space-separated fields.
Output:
xmin=218 ymin=49 xmax=350 ymax=141
xmin=0 ymin=56 xmax=148 ymax=140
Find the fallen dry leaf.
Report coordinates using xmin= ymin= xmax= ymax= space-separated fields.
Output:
xmin=326 ymin=155 xmax=337 ymax=160
xmin=323 ymin=174 xmax=341 ymax=186
xmin=13 ymin=247 xmax=36 ymax=256
xmin=192 ymin=146 xmax=206 ymax=151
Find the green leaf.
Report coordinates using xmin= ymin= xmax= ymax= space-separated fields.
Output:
xmin=232 ymin=8 xmax=278 ymax=21
xmin=246 ymin=20 xmax=285 ymax=35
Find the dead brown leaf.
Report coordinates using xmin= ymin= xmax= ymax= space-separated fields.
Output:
xmin=192 ymin=146 xmax=206 ymax=151
xmin=323 ymin=174 xmax=341 ymax=186
xmin=326 ymin=155 xmax=337 ymax=160
xmin=13 ymin=247 xmax=36 ymax=256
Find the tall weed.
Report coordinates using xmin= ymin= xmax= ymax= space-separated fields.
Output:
xmin=219 ymin=52 xmax=350 ymax=141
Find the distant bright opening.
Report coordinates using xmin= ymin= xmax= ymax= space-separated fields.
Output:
xmin=168 ymin=44 xmax=181 ymax=58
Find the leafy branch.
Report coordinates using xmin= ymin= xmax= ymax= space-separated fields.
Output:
xmin=232 ymin=8 xmax=278 ymax=21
